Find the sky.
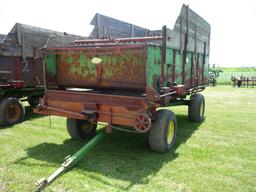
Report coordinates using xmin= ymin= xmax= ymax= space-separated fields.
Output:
xmin=0 ymin=0 xmax=256 ymax=67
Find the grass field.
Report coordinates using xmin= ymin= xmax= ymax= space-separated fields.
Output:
xmin=0 ymin=85 xmax=256 ymax=192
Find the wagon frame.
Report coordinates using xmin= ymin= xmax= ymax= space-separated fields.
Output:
xmin=35 ymin=4 xmax=210 ymax=153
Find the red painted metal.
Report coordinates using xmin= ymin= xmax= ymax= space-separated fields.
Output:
xmin=133 ymin=113 xmax=151 ymax=133
xmin=38 ymin=39 xmax=208 ymax=133
xmin=97 ymin=64 xmax=102 ymax=82
xmin=73 ymin=36 xmax=163 ymax=45
xmin=44 ymin=90 xmax=152 ymax=109
xmin=171 ymin=85 xmax=186 ymax=96
xmin=0 ymin=56 xmax=44 ymax=88
xmin=46 ymin=44 xmax=145 ymax=53
xmin=182 ymin=50 xmax=186 ymax=85
xmin=37 ymin=104 xmax=85 ymax=119
xmin=161 ymin=26 xmax=167 ymax=86
xmin=202 ymin=42 xmax=206 ymax=83
xmin=173 ymin=50 xmax=176 ymax=84
xmin=196 ymin=53 xmax=199 ymax=86
xmin=15 ymin=57 xmax=21 ymax=80
xmin=55 ymin=45 xmax=147 ymax=91
xmin=8 ymin=80 xmax=25 ymax=88
xmin=34 ymin=89 xmax=158 ymax=131
xmin=190 ymin=52 xmax=194 ymax=87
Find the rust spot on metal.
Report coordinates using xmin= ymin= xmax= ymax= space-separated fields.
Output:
xmin=146 ymin=86 xmax=160 ymax=102
xmin=55 ymin=46 xmax=147 ymax=91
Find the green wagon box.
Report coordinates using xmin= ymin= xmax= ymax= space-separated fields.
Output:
xmin=35 ymin=4 xmax=211 ymax=153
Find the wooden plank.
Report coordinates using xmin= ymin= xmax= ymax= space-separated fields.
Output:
xmin=0 ymin=34 xmax=6 ymax=42
xmin=173 ymin=4 xmax=210 ymax=55
xmin=90 ymin=13 xmax=149 ymax=38
xmin=0 ymin=23 xmax=85 ymax=57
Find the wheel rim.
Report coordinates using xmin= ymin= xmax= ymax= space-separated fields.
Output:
xmin=134 ymin=113 xmax=151 ymax=133
xmin=200 ymin=101 xmax=204 ymax=117
xmin=167 ymin=121 xmax=175 ymax=144
xmin=7 ymin=104 xmax=21 ymax=122
xmin=81 ymin=122 xmax=93 ymax=133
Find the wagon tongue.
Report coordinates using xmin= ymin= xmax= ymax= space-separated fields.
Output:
xmin=34 ymin=132 xmax=106 ymax=192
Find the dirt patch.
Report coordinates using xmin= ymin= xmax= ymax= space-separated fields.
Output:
xmin=0 ymin=180 xmax=7 ymax=192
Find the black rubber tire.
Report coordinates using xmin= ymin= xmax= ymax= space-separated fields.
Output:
xmin=66 ymin=118 xmax=97 ymax=140
xmin=188 ymin=94 xmax=205 ymax=122
xmin=0 ymin=98 xmax=25 ymax=126
xmin=237 ymin=80 xmax=242 ymax=87
xmin=27 ymin=96 xmax=40 ymax=108
xmin=149 ymin=109 xmax=177 ymax=153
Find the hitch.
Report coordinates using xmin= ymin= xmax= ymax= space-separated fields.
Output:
xmin=35 ymin=132 xmax=106 ymax=192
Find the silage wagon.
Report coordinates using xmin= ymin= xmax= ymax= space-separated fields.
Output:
xmin=0 ymin=24 xmax=84 ymax=126
xmin=35 ymin=4 xmax=211 ymax=153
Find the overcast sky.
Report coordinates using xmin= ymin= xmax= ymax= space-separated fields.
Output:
xmin=0 ymin=0 xmax=255 ymax=67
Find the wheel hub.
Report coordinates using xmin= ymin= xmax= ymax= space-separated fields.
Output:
xmin=167 ymin=121 xmax=175 ymax=144
xmin=7 ymin=104 xmax=21 ymax=122
xmin=200 ymin=101 xmax=204 ymax=117
xmin=81 ymin=123 xmax=93 ymax=133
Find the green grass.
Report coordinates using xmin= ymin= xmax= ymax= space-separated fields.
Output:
xmin=0 ymin=86 xmax=256 ymax=192
xmin=220 ymin=67 xmax=256 ymax=72
xmin=217 ymin=67 xmax=256 ymax=85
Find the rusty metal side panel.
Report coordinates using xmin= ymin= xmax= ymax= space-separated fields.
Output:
xmin=45 ymin=90 xmax=148 ymax=108
xmin=55 ymin=45 xmax=147 ymax=90
xmin=0 ymin=56 xmax=44 ymax=87
xmin=34 ymin=89 xmax=154 ymax=127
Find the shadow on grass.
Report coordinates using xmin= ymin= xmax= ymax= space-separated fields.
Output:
xmin=16 ymin=114 xmax=203 ymax=190
xmin=0 ymin=106 xmax=45 ymax=129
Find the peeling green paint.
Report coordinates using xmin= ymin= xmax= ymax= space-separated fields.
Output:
xmin=45 ymin=54 xmax=56 ymax=76
xmin=44 ymin=45 xmax=208 ymax=90
xmin=66 ymin=55 xmax=73 ymax=64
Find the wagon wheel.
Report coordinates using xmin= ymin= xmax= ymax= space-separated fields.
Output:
xmin=66 ymin=118 xmax=97 ymax=140
xmin=0 ymin=98 xmax=25 ymax=126
xmin=134 ymin=113 xmax=151 ymax=133
xmin=149 ymin=109 xmax=177 ymax=153
xmin=188 ymin=94 xmax=205 ymax=122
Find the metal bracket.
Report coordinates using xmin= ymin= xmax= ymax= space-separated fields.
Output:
xmin=81 ymin=110 xmax=97 ymax=122
xmin=106 ymin=108 xmax=112 ymax=133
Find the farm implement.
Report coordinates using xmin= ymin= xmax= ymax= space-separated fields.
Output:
xmin=231 ymin=76 xmax=256 ymax=87
xmin=209 ymin=65 xmax=222 ymax=86
xmin=33 ymin=4 xmax=211 ymax=191
xmin=35 ymin=132 xmax=106 ymax=192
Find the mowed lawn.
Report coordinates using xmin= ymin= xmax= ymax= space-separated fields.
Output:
xmin=0 ymin=86 xmax=255 ymax=192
